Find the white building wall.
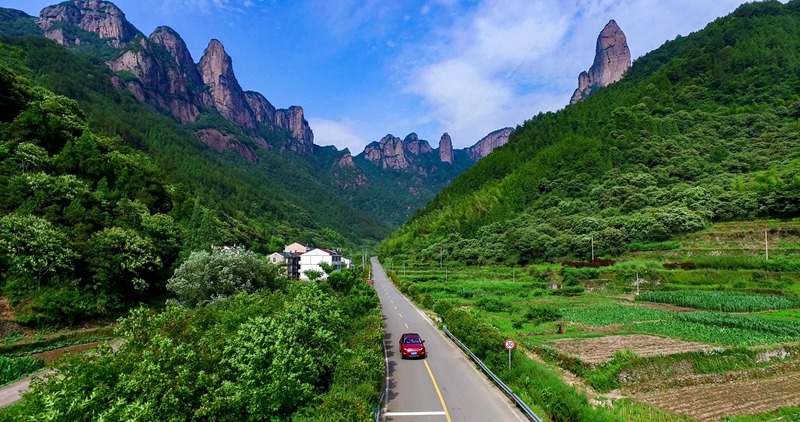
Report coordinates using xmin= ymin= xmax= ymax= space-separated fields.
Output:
xmin=300 ymin=249 xmax=332 ymax=280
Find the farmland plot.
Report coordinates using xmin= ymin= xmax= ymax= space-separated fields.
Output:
xmin=635 ymin=372 xmax=800 ymax=421
xmin=552 ymin=335 xmax=711 ymax=364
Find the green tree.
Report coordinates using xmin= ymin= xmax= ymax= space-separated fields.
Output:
xmin=86 ymin=227 xmax=161 ymax=293
xmin=167 ymin=248 xmax=284 ymax=306
xmin=0 ymin=214 xmax=74 ymax=289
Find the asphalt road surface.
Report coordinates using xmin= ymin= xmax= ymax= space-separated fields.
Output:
xmin=372 ymin=257 xmax=527 ymax=422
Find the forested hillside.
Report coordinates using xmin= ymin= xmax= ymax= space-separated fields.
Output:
xmin=380 ymin=0 xmax=800 ymax=264
xmin=0 ymin=36 xmax=388 ymax=324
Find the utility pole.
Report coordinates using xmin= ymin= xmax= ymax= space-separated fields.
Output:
xmin=765 ymin=228 xmax=769 ymax=261
xmin=636 ymin=272 xmax=640 ymax=296
xmin=591 ymin=235 xmax=595 ymax=261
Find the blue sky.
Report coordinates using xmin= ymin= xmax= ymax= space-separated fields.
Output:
xmin=11 ymin=0 xmax=751 ymax=152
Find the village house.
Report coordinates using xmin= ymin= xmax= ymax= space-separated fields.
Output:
xmin=267 ymin=251 xmax=301 ymax=279
xmin=284 ymin=243 xmax=308 ymax=254
xmin=299 ymin=248 xmax=341 ymax=280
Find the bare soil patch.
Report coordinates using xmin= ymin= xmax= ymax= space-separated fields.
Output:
xmin=30 ymin=341 xmax=105 ymax=365
xmin=0 ymin=298 xmax=14 ymax=321
xmin=634 ymin=372 xmax=800 ymax=421
xmin=553 ymin=335 xmax=711 ymax=364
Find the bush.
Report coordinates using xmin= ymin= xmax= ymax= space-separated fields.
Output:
xmin=563 ymin=267 xmax=600 ymax=286
xmin=167 ymin=248 xmax=285 ymax=306
xmin=14 ymin=285 xmax=112 ymax=326
xmin=523 ymin=306 xmax=562 ymax=324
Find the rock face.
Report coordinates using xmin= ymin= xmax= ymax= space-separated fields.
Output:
xmin=275 ymin=106 xmax=314 ymax=154
xmin=403 ymin=133 xmax=433 ymax=155
xmin=107 ymin=28 xmax=205 ymax=123
xmin=35 ymin=0 xmax=317 ymax=160
xmin=438 ymin=133 xmax=454 ymax=164
xmin=198 ymin=39 xmax=256 ymax=129
xmin=364 ymin=135 xmax=408 ymax=170
xmin=363 ymin=133 xmax=439 ymax=170
xmin=37 ymin=0 xmax=138 ymax=48
xmin=467 ymin=128 xmax=512 ymax=160
xmin=570 ymin=19 xmax=631 ymax=104
xmin=195 ymin=129 xmax=257 ymax=162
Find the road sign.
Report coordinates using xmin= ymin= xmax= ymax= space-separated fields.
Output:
xmin=504 ymin=339 xmax=516 ymax=350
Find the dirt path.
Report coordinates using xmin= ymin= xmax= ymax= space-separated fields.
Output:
xmin=0 ymin=339 xmax=122 ymax=408
xmin=0 ymin=369 xmax=53 ymax=408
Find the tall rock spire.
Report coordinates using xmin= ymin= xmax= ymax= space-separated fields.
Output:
xmin=570 ymin=19 xmax=631 ymax=104
xmin=438 ymin=133 xmax=454 ymax=163
xmin=198 ymin=39 xmax=256 ymax=129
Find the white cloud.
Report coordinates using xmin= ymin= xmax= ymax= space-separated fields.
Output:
xmin=400 ymin=0 xmax=751 ymax=148
xmin=308 ymin=117 xmax=369 ymax=154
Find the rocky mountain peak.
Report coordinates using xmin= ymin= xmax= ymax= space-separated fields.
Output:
xmin=403 ymin=132 xmax=432 ymax=155
xmin=337 ymin=151 xmax=355 ymax=167
xmin=198 ymin=39 xmax=256 ymax=129
xmin=570 ymin=19 xmax=631 ymax=104
xmin=275 ymin=106 xmax=314 ymax=153
xmin=363 ymin=134 xmax=408 ymax=170
xmin=37 ymin=0 xmax=139 ymax=48
xmin=467 ymin=128 xmax=512 ymax=160
xmin=150 ymin=26 xmax=203 ymax=86
xmin=438 ymin=132 xmax=454 ymax=164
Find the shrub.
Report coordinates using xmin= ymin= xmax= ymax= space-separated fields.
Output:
xmin=523 ymin=306 xmax=562 ymax=324
xmin=167 ymin=249 xmax=285 ymax=306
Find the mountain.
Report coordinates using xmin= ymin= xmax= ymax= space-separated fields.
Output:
xmin=380 ymin=1 xmax=800 ymax=265
xmin=1 ymin=1 xmax=522 ymax=236
xmin=570 ymin=19 xmax=631 ymax=104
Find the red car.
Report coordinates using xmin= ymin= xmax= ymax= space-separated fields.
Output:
xmin=399 ymin=333 xmax=426 ymax=359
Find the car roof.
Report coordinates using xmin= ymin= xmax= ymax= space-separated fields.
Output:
xmin=401 ymin=333 xmax=421 ymax=337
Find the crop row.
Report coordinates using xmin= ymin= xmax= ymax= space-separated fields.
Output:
xmin=561 ymin=306 xmax=671 ymax=326
xmin=637 ymin=290 xmax=800 ymax=312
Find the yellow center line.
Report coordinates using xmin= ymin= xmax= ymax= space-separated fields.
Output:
xmin=404 ymin=323 xmax=409 ymax=329
xmin=399 ymin=313 xmax=403 ymax=318
xmin=424 ymin=360 xmax=452 ymax=422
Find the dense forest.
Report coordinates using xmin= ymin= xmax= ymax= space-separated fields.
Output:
xmin=0 ymin=36 xmax=379 ymax=323
xmin=379 ymin=0 xmax=800 ymax=264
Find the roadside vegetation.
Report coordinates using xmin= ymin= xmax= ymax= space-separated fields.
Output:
xmin=0 ymin=255 xmax=383 ymax=421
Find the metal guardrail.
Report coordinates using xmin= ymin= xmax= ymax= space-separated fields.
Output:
xmin=442 ymin=325 xmax=543 ymax=422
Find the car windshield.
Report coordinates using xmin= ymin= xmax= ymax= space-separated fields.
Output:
xmin=403 ymin=337 xmax=421 ymax=344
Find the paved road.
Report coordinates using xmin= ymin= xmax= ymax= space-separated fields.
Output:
xmin=372 ymin=257 xmax=527 ymax=422
xmin=0 ymin=369 xmax=53 ymax=407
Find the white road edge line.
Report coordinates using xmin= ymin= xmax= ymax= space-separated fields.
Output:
xmin=384 ymin=411 xmax=447 ymax=416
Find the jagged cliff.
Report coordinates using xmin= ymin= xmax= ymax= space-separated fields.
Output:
xmin=37 ymin=0 xmax=138 ymax=48
xmin=570 ymin=19 xmax=631 ymax=104
xmin=35 ymin=0 xmax=313 ymax=161
xmin=467 ymin=128 xmax=513 ymax=160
